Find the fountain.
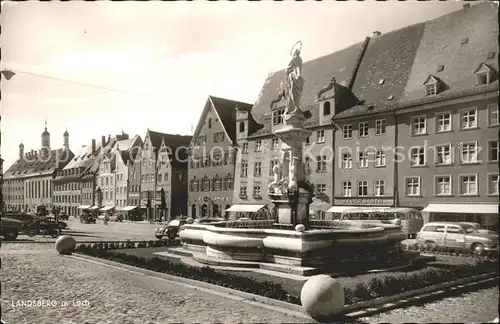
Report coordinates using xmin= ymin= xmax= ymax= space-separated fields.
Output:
xmin=178 ymin=42 xmax=418 ymax=275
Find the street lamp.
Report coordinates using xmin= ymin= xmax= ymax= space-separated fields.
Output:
xmin=1 ymin=70 xmax=16 ymax=80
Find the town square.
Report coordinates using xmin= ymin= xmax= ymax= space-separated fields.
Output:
xmin=1 ymin=1 xmax=498 ymax=323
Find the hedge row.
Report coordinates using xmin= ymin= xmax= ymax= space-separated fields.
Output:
xmin=402 ymin=243 xmax=499 ymax=260
xmin=75 ymin=245 xmax=498 ymax=306
xmin=75 ymin=239 xmax=181 ymax=251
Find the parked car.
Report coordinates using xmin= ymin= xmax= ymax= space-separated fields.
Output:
xmin=155 ymin=219 xmax=187 ymax=240
xmin=2 ymin=212 xmax=35 ymax=230
xmin=80 ymin=213 xmax=97 ymax=224
xmin=0 ymin=214 xmax=23 ymax=240
xmin=58 ymin=212 xmax=69 ymax=220
xmin=459 ymin=222 xmax=497 ymax=234
xmin=416 ymin=222 xmax=499 ymax=253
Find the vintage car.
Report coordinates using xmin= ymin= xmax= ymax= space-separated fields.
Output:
xmin=416 ymin=222 xmax=498 ymax=253
xmin=58 ymin=212 xmax=69 ymax=220
xmin=0 ymin=214 xmax=23 ymax=240
xmin=80 ymin=213 xmax=97 ymax=224
xmin=155 ymin=219 xmax=187 ymax=240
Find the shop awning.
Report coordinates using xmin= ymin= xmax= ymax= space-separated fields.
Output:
xmin=422 ymin=204 xmax=498 ymax=214
xmin=77 ymin=205 xmax=92 ymax=210
xmin=225 ymin=204 xmax=266 ymax=213
xmin=122 ymin=206 xmax=138 ymax=211
xmin=100 ymin=206 xmax=114 ymax=211
xmin=326 ymin=206 xmax=389 ymax=213
xmin=89 ymin=206 xmax=100 ymax=210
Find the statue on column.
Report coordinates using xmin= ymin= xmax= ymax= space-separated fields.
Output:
xmin=285 ymin=41 xmax=305 ymax=115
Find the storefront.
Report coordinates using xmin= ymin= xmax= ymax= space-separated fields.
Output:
xmin=329 ymin=197 xmax=394 ymax=219
xmin=422 ymin=203 xmax=498 ymax=231
xmin=122 ymin=205 xmax=139 ymax=220
xmin=309 ymin=198 xmax=332 ymax=220
xmin=100 ymin=205 xmax=114 ymax=215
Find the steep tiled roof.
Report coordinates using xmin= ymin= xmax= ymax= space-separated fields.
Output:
xmin=83 ymin=137 xmax=117 ymax=176
xmin=148 ymin=130 xmax=192 ymax=168
xmin=209 ymin=96 xmax=254 ymax=142
xmin=114 ymin=135 xmax=142 ymax=165
xmin=3 ymin=148 xmax=73 ymax=180
xmin=401 ymin=2 xmax=499 ymax=103
xmin=248 ymin=41 xmax=365 ymax=136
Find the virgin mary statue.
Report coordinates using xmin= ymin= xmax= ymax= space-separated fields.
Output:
xmin=285 ymin=41 xmax=305 ymax=115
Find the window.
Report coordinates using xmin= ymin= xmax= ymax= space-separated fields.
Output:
xmin=316 ymin=155 xmax=327 ymax=172
xmin=213 ymin=176 xmax=223 ymax=191
xmin=447 ymin=226 xmax=464 ymax=234
xmin=357 ymin=152 xmax=368 ymax=168
xmin=253 ymin=186 xmax=262 ymax=197
xmin=240 ymin=162 xmax=248 ymax=177
xmin=317 ymin=130 xmax=325 ymax=143
xmin=342 ymin=153 xmax=352 ymax=169
xmin=208 ymin=118 xmax=212 ymax=129
xmin=375 ymin=119 xmax=386 ymax=135
xmin=305 ymin=136 xmax=310 ymax=145
xmin=203 ymin=155 xmax=210 ymax=167
xmin=436 ymin=113 xmax=452 ymax=132
xmin=459 ymin=175 xmax=477 ymax=195
xmin=488 ymin=174 xmax=499 ymax=195
xmin=460 ymin=109 xmax=477 ymax=129
xmin=489 ymin=104 xmax=499 ymax=126
xmin=239 ymin=186 xmax=247 ymax=197
xmin=269 ymin=159 xmax=279 ymax=176
xmin=410 ymin=147 xmax=426 ymax=166
xmin=202 ymin=177 xmax=211 ymax=191
xmin=242 ymin=143 xmax=248 ymax=153
xmin=316 ymin=184 xmax=327 ymax=194
xmin=224 ymin=175 xmax=234 ymax=190
xmin=272 ymin=138 xmax=279 ymax=150
xmin=158 ymin=174 xmax=162 ymax=182
xmin=476 ymin=72 xmax=489 ymax=85
xmin=425 ymin=83 xmax=437 ymax=96
xmin=488 ymin=140 xmax=499 ymax=162
xmin=375 ymin=149 xmax=386 ymax=167
xmin=358 ymin=122 xmax=368 ymax=137
xmin=411 ymin=116 xmax=426 ymax=135
xmin=323 ymin=102 xmax=331 ymax=115
xmin=254 ymin=162 xmax=262 ymax=177
xmin=272 ymin=109 xmax=285 ymax=125
xmin=213 ymin=151 xmax=223 ymax=166
xmin=435 ymin=144 xmax=452 ymax=165
xmin=213 ymin=132 xmax=225 ymax=143
xmin=342 ymin=181 xmax=352 ymax=197
xmin=374 ymin=180 xmax=385 ymax=196
xmin=255 ymin=140 xmax=262 ymax=152
xmin=343 ymin=124 xmax=353 ymax=139
xmin=460 ymin=142 xmax=478 ymax=164
xmin=239 ymin=122 xmax=245 ymax=133
xmin=435 ymin=175 xmax=451 ymax=196
xmin=357 ymin=181 xmax=368 ymax=196
xmin=405 ymin=177 xmax=421 ymax=196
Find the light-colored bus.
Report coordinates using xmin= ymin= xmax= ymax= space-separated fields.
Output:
xmin=340 ymin=207 xmax=424 ymax=238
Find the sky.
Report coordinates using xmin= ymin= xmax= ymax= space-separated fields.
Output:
xmin=1 ymin=0 xmax=467 ymax=169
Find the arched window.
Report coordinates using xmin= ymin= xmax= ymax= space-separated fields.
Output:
xmin=239 ymin=121 xmax=245 ymax=133
xmin=213 ymin=175 xmax=222 ymax=191
xmin=201 ymin=204 xmax=208 ymax=217
xmin=208 ymin=118 xmax=212 ymax=129
xmin=323 ymin=101 xmax=331 ymax=115
xmin=213 ymin=204 xmax=220 ymax=217
xmin=224 ymin=174 xmax=234 ymax=190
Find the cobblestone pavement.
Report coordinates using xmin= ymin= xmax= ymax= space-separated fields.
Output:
xmin=15 ymin=217 xmax=162 ymax=242
xmin=359 ymin=287 xmax=499 ymax=323
xmin=1 ymin=244 xmax=312 ymax=324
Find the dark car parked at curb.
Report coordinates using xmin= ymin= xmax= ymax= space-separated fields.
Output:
xmin=0 ymin=215 xmax=23 ymax=240
xmin=155 ymin=219 xmax=187 ymax=240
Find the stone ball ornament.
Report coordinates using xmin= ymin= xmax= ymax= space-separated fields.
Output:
xmin=55 ymin=235 xmax=77 ymax=255
xmin=295 ymin=224 xmax=306 ymax=232
xmin=186 ymin=218 xmax=194 ymax=224
xmin=300 ymin=274 xmax=345 ymax=319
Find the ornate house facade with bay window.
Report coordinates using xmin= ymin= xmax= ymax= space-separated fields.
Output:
xmin=187 ymin=96 xmax=251 ymax=218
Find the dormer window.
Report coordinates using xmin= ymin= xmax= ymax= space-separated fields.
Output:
xmin=239 ymin=121 xmax=245 ymax=133
xmin=474 ymin=63 xmax=494 ymax=86
xmin=322 ymin=102 xmax=331 ymax=116
xmin=272 ymin=109 xmax=285 ymax=125
xmin=423 ymin=75 xmax=440 ymax=96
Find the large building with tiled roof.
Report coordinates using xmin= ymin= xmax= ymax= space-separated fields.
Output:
xmin=187 ymin=96 xmax=251 ymax=218
xmin=3 ymin=123 xmax=74 ymax=212
xmin=141 ymin=129 xmax=191 ymax=221
xmin=226 ymin=2 xmax=498 ymax=227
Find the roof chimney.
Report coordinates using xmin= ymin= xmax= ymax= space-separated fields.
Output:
xmin=92 ymin=139 xmax=96 ymax=153
xmin=101 ymin=136 xmax=106 ymax=148
xmin=373 ymin=31 xmax=381 ymax=37
xmin=463 ymin=3 xmax=470 ymax=9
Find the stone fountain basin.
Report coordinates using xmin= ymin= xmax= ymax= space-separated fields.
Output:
xmin=179 ymin=221 xmax=405 ymax=266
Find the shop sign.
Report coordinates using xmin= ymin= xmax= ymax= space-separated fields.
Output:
xmin=197 ymin=196 xmax=229 ymax=203
xmin=336 ymin=197 xmax=393 ymax=206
